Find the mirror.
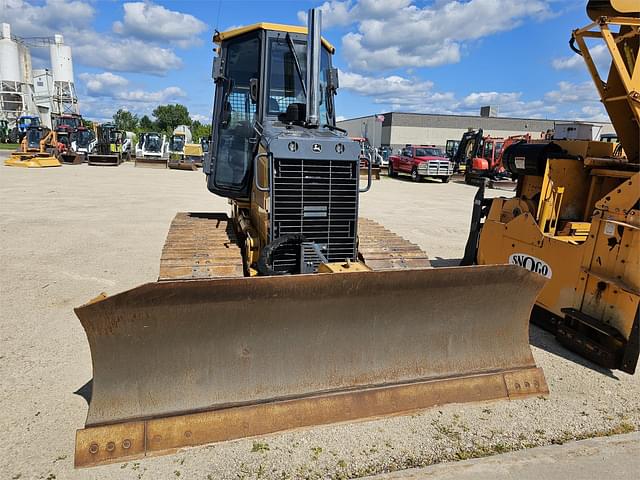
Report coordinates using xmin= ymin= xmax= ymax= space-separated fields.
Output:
xmin=249 ymin=78 xmax=259 ymax=104
xmin=327 ymin=67 xmax=339 ymax=91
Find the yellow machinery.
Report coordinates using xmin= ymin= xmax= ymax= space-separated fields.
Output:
xmin=464 ymin=1 xmax=639 ymax=373
xmin=73 ymin=9 xmax=547 ymax=468
xmin=4 ymin=126 xmax=61 ymax=168
xmin=168 ymin=140 xmax=203 ymax=170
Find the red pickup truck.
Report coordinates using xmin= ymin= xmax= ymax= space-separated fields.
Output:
xmin=388 ymin=145 xmax=453 ymax=183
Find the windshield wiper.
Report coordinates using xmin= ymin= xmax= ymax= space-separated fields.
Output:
xmin=286 ymin=33 xmax=307 ymax=98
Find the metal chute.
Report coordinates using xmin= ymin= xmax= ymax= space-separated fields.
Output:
xmin=75 ymin=264 xmax=547 ymax=467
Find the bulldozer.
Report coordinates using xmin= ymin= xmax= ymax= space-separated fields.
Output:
xmin=4 ymin=125 xmax=61 ymax=168
xmin=73 ymin=9 xmax=548 ymax=468
xmin=463 ymin=0 xmax=639 ymax=374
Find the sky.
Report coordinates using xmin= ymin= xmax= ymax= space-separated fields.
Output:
xmin=0 ymin=0 xmax=611 ymax=124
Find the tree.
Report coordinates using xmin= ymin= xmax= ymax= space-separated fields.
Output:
xmin=139 ymin=115 xmax=156 ymax=132
xmin=113 ymin=109 xmax=139 ymax=132
xmin=190 ymin=120 xmax=212 ymax=142
xmin=152 ymin=104 xmax=191 ymax=134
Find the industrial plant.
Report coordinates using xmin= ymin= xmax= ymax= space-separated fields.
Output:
xmin=0 ymin=22 xmax=79 ymax=142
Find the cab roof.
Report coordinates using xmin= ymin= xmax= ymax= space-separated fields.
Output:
xmin=213 ymin=22 xmax=335 ymax=54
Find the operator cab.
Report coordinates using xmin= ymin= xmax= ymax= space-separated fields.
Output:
xmin=207 ymin=23 xmax=340 ymax=199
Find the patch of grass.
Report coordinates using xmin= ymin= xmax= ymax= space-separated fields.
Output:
xmin=251 ymin=441 xmax=270 ymax=453
xmin=337 ymin=459 xmax=347 ymax=469
xmin=0 ymin=143 xmax=20 ymax=151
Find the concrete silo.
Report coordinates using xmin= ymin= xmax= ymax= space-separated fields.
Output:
xmin=0 ymin=23 xmax=27 ymax=123
xmin=49 ymin=34 xmax=79 ymax=116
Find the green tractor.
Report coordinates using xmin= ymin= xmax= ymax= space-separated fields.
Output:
xmin=0 ymin=120 xmax=9 ymax=143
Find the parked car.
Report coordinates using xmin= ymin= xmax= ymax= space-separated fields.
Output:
xmin=388 ymin=145 xmax=453 ymax=183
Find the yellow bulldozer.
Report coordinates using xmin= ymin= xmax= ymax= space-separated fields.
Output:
xmin=73 ymin=9 xmax=548 ymax=468
xmin=463 ymin=0 xmax=639 ymax=374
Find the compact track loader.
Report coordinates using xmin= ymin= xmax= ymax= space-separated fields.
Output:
xmin=73 ymin=10 xmax=547 ymax=468
xmin=4 ymin=126 xmax=61 ymax=168
xmin=463 ymin=1 xmax=639 ymax=373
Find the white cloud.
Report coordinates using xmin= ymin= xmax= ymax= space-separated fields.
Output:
xmin=552 ymin=44 xmax=608 ymax=71
xmin=299 ymin=0 xmax=554 ymax=70
xmin=1 ymin=0 xmax=184 ymax=75
xmin=297 ymin=0 xmax=355 ymax=28
xmin=113 ymin=2 xmax=207 ymax=47
xmin=191 ymin=114 xmax=210 ymax=123
xmin=338 ymin=71 xmax=605 ymax=121
xmin=79 ymin=72 xmax=129 ymax=96
xmin=71 ymin=33 xmax=183 ymax=75
xmin=463 ymin=92 xmax=522 ymax=107
xmin=0 ymin=0 xmax=95 ymax=36
xmin=79 ymin=72 xmax=186 ymax=105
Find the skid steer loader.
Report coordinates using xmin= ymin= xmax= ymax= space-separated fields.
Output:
xmin=463 ymin=0 xmax=639 ymax=373
xmin=73 ymin=10 xmax=547 ymax=468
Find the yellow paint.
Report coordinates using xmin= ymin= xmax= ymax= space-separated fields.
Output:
xmin=214 ymin=22 xmax=335 ymax=53
xmin=478 ymin=150 xmax=639 ymax=342
xmin=5 ymin=154 xmax=61 ymax=168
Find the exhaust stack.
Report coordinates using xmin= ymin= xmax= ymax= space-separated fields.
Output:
xmin=305 ymin=8 xmax=322 ymax=127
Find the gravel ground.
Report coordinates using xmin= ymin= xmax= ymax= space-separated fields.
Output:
xmin=1 ymin=159 xmax=638 ymax=480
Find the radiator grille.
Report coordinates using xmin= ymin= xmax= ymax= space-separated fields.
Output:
xmin=271 ymin=158 xmax=359 ymax=272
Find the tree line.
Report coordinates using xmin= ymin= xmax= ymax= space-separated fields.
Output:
xmin=112 ymin=104 xmax=211 ymax=141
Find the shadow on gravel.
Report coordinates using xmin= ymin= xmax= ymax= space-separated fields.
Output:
xmin=529 ymin=325 xmax=619 ymax=379
xmin=387 ymin=175 xmax=447 ymax=184
xmin=430 ymin=257 xmax=462 ymax=267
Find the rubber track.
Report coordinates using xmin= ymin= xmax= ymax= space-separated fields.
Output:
xmin=358 ymin=218 xmax=431 ymax=270
xmin=159 ymin=212 xmax=244 ymax=280
xmin=159 ymin=213 xmax=430 ymax=280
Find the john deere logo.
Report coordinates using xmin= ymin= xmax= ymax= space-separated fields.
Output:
xmin=312 ymin=143 xmax=322 ymax=153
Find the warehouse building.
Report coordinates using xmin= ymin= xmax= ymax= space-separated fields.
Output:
xmin=337 ymin=110 xmax=615 ymax=152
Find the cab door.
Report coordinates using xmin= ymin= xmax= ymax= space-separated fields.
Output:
xmin=401 ymin=147 xmax=412 ymax=172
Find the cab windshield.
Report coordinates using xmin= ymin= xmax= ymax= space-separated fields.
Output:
xmin=26 ymin=128 xmax=43 ymax=148
xmin=57 ymin=117 xmax=81 ymax=129
xmin=170 ymin=135 xmax=185 ymax=152
xmin=74 ymin=129 xmax=94 ymax=147
xmin=146 ymin=134 xmax=162 ymax=152
xmin=267 ymin=37 xmax=333 ymax=125
xmin=415 ymin=147 xmax=444 ymax=157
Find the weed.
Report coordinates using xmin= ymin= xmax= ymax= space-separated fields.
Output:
xmin=310 ymin=446 xmax=323 ymax=460
xmin=251 ymin=441 xmax=270 ymax=453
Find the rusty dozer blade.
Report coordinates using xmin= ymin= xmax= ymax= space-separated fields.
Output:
xmin=74 ymin=265 xmax=547 ymax=467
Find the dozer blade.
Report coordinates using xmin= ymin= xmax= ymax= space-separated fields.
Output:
xmin=87 ymin=154 xmax=121 ymax=166
xmin=75 ymin=265 xmax=547 ymax=467
xmin=59 ymin=152 xmax=84 ymax=164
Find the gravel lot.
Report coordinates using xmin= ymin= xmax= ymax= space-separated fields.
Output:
xmin=1 ymin=158 xmax=638 ymax=480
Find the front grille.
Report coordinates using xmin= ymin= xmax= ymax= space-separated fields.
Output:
xmin=419 ymin=160 xmax=453 ymax=176
xmin=271 ymin=158 xmax=359 ymax=272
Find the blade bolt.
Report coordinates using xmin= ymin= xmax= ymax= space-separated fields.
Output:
xmin=122 ymin=439 xmax=132 ymax=449
xmin=89 ymin=443 xmax=99 ymax=454
xmin=106 ymin=442 xmax=115 ymax=452
xmin=185 ymin=431 xmax=192 ymax=438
